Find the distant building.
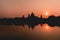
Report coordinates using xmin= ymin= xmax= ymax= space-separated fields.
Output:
xmin=31 ymin=12 xmax=35 ymax=17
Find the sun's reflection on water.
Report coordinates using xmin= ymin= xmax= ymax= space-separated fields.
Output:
xmin=0 ymin=24 xmax=60 ymax=40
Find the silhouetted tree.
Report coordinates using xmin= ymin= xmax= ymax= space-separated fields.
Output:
xmin=0 ymin=12 xmax=60 ymax=29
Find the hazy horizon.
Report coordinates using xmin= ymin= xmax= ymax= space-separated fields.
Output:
xmin=0 ymin=0 xmax=60 ymax=18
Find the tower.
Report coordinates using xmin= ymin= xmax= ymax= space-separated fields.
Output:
xmin=40 ymin=15 xmax=42 ymax=19
xmin=22 ymin=15 xmax=24 ymax=18
xmin=28 ymin=14 xmax=30 ymax=17
xmin=31 ymin=12 xmax=34 ymax=17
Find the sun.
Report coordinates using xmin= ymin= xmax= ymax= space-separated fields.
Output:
xmin=44 ymin=11 xmax=49 ymax=18
xmin=45 ymin=12 xmax=49 ymax=16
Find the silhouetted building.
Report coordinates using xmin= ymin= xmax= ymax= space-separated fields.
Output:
xmin=0 ymin=12 xmax=60 ymax=29
xmin=28 ymin=14 xmax=30 ymax=17
xmin=31 ymin=12 xmax=35 ymax=17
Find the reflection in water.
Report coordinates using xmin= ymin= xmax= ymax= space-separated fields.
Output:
xmin=0 ymin=24 xmax=60 ymax=40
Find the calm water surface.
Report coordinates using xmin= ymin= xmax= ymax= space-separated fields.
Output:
xmin=0 ymin=24 xmax=60 ymax=40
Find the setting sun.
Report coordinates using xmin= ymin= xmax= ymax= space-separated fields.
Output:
xmin=45 ymin=12 xmax=49 ymax=16
xmin=43 ymin=11 xmax=49 ymax=18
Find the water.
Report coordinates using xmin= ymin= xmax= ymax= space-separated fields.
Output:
xmin=0 ymin=24 xmax=60 ymax=40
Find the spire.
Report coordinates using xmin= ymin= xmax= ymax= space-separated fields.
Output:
xmin=22 ymin=15 xmax=24 ymax=18
xmin=28 ymin=14 xmax=30 ymax=17
xmin=40 ymin=15 xmax=42 ymax=18
xmin=31 ymin=12 xmax=34 ymax=16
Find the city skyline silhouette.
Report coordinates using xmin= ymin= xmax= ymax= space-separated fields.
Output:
xmin=0 ymin=12 xmax=60 ymax=29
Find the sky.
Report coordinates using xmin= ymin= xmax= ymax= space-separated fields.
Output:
xmin=0 ymin=0 xmax=60 ymax=18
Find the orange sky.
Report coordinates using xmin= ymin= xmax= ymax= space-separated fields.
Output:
xmin=0 ymin=0 xmax=60 ymax=18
